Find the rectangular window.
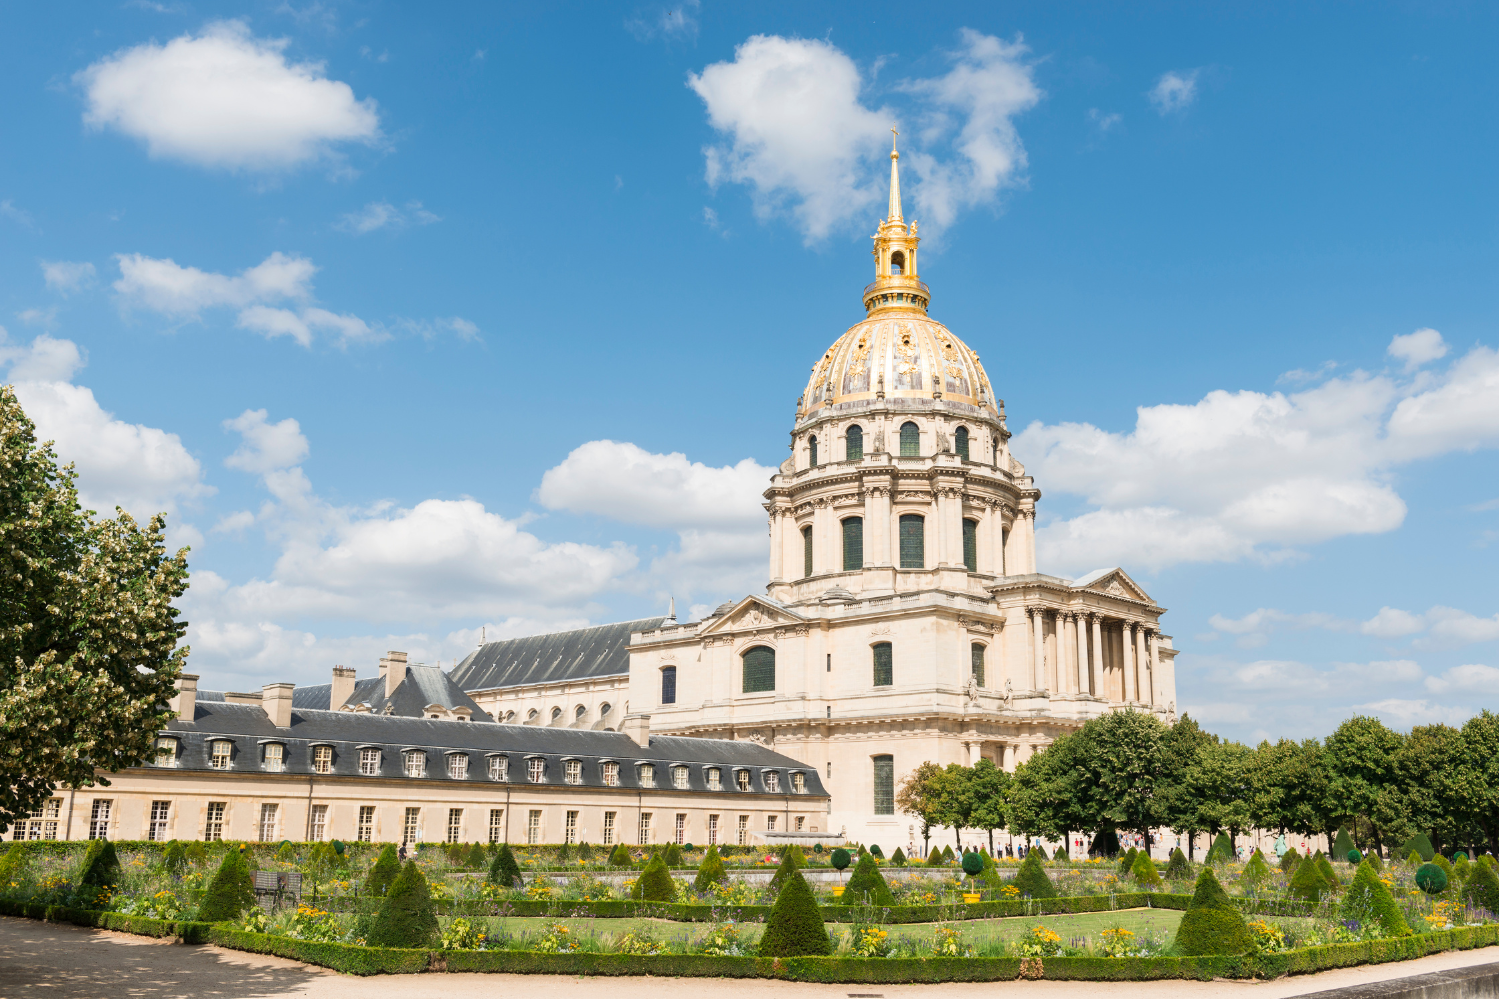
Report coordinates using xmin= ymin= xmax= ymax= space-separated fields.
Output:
xmin=802 ymin=525 xmax=813 ymax=577
xmin=603 ymin=810 xmax=616 ymax=845
xmin=602 ymin=761 xmax=619 ymax=786
xmin=527 ymin=809 xmax=542 ymax=845
xmin=971 ymin=643 xmax=986 ymax=687
xmin=210 ymin=740 xmax=233 ymax=770
xmin=404 ymin=750 xmax=426 ymax=778
xmin=312 ymin=745 xmax=333 ymax=774
xmin=358 ymin=805 xmax=375 ymax=842
xmin=88 ymin=799 xmax=112 ymax=840
xmin=674 ymin=813 xmax=686 ymax=844
xmin=565 ymin=760 xmax=582 ymax=785
xmin=846 ymin=426 xmax=863 ymax=461
xmin=842 ymin=516 xmax=863 ymax=571
xmin=145 ymin=800 xmax=170 ymax=841
xmin=638 ymin=811 xmax=652 ymax=846
xmin=899 ymin=514 xmax=924 ymax=569
xmin=310 ymin=804 xmax=328 ymax=841
xmin=660 ymin=666 xmax=676 ymax=704
xmin=447 ymin=808 xmax=462 ymax=843
xmin=873 ymin=755 xmax=895 ymax=815
xmin=258 ymin=803 xmax=278 ymax=842
xmin=638 ymin=763 xmax=655 ymax=787
xmin=20 ymin=800 xmax=62 ymax=840
xmin=528 ymin=757 xmax=545 ymax=783
xmin=764 ymin=771 xmax=780 ymax=793
xmin=672 ymin=765 xmax=689 ymax=789
xmin=708 ymin=814 xmax=719 ymax=845
xmin=796 ymin=815 xmax=805 ymax=831
xmin=263 ymin=744 xmax=284 ymax=772
xmin=565 ymin=810 xmax=578 ymax=844
xmin=737 ymin=815 xmax=748 ymax=845
xmin=735 ymin=769 xmax=750 ymax=792
xmin=359 ymin=748 xmax=381 ymax=776
xmin=403 ymin=807 xmax=420 ymax=846
xmin=203 ymin=801 xmax=225 ymax=841
xmin=489 ymin=756 xmax=508 ymax=782
xmin=962 ymin=517 xmax=978 ymax=572
xmin=873 ymin=641 xmax=894 ymax=687
xmin=155 ymin=737 xmax=177 ymax=766
xmin=448 ymin=755 xmax=469 ymax=780
xmin=766 ymin=815 xmax=777 ymax=832
xmin=792 ymin=772 xmax=806 ymax=794
xmin=488 ymin=808 xmax=504 ymax=844
xmin=706 ymin=767 xmax=721 ymax=791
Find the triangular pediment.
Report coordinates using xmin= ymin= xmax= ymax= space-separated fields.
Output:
xmin=1074 ymin=567 xmax=1151 ymax=603
xmin=699 ymin=595 xmax=806 ymax=635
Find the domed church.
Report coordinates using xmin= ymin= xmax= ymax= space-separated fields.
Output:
xmin=458 ymin=138 xmax=1180 ymax=849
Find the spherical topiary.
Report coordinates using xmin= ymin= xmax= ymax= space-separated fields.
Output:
xmin=197 ymin=850 xmax=254 ymax=922
xmin=1347 ymin=849 xmax=1363 ymax=865
xmin=1166 ymin=847 xmax=1192 ymax=880
xmin=812 ymin=842 xmax=823 ymax=854
xmin=961 ymin=852 xmax=984 ymax=878
xmin=1340 ymin=859 xmax=1410 ymax=936
xmin=1454 ymin=851 xmax=1468 ymax=861
xmin=1174 ymin=867 xmax=1251 ymax=956
xmin=366 ymin=844 xmax=401 ymax=897
xmin=758 ymin=868 xmax=831 ymax=956
xmin=841 ymin=852 xmax=895 ymax=906
xmin=1415 ymin=862 xmax=1448 ymax=894
xmin=1461 ymin=859 xmax=1499 ymax=913
xmin=693 ymin=844 xmax=728 ymax=893
xmin=891 ymin=847 xmax=906 ymax=867
xmin=1013 ymin=849 xmax=1058 ymax=899
xmin=869 ymin=844 xmax=884 ymax=859
xmin=633 ymin=855 xmax=677 ymax=902
xmin=366 ymin=861 xmax=439 ymax=948
xmin=830 ymin=847 xmax=851 ymax=871
xmin=1132 ymin=850 xmax=1163 ymax=889
xmin=488 ymin=842 xmax=522 ymax=889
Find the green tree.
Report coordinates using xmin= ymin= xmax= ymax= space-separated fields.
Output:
xmin=0 ymin=387 xmax=191 ymax=829
xmin=1455 ymin=712 xmax=1499 ymax=855
xmin=1184 ymin=742 xmax=1255 ymax=841
xmin=1157 ymin=714 xmax=1215 ymax=858
xmin=1250 ymin=738 xmax=1329 ymax=842
xmin=1324 ymin=715 xmax=1404 ymax=856
xmin=895 ymin=761 xmax=945 ymax=853
xmin=966 ymin=758 xmax=1010 ymax=853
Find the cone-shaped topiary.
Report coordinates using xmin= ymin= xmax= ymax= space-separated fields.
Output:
xmin=767 ymin=844 xmax=804 ymax=894
xmin=1332 ymin=828 xmax=1356 ymax=860
xmin=662 ymin=842 xmax=683 ymax=868
xmin=1243 ymin=849 xmax=1270 ymax=887
xmin=1433 ymin=853 xmax=1454 ymax=882
xmin=632 ymin=855 xmax=677 ymax=902
xmin=925 ymin=847 xmax=944 ymax=867
xmin=1340 ymin=859 xmax=1409 ymax=936
xmin=197 ymin=850 xmax=254 ymax=922
xmin=1408 ymin=849 xmax=1423 ymax=866
xmin=942 ymin=844 xmax=956 ymax=862
xmin=1175 ymin=867 xmax=1251 ymax=956
xmin=1461 ymin=859 xmax=1499 ymax=913
xmin=162 ymin=840 xmax=187 ymax=873
xmin=366 ymin=844 xmax=401 ymax=897
xmin=608 ymin=843 xmax=632 ymax=867
xmin=1055 ymin=846 xmax=1069 ymax=861
xmin=1403 ymin=833 xmax=1436 ymax=862
xmin=466 ymin=842 xmax=487 ymax=869
xmin=275 ymin=841 xmax=295 ymax=862
xmin=1205 ymin=833 xmax=1234 ymax=864
xmin=841 ymin=852 xmax=895 ymax=906
xmin=1280 ymin=847 xmax=1301 ymax=874
xmin=1367 ymin=851 xmax=1383 ymax=873
xmin=488 ymin=842 xmax=522 ymax=889
xmin=185 ymin=841 xmax=207 ymax=866
xmin=1166 ymin=847 xmax=1192 ymax=880
xmin=1481 ymin=854 xmax=1496 ymax=870
xmin=1032 ymin=844 xmax=1049 ymax=861
xmin=1453 ymin=854 xmax=1471 ymax=880
xmin=758 ymin=868 xmax=831 ymax=957
xmin=1415 ymin=863 xmax=1448 ymax=894
xmin=693 ymin=844 xmax=728 ymax=893
xmin=1013 ymin=849 xmax=1058 ymax=899
xmin=366 ymin=861 xmax=439 ymax=948
xmin=1289 ymin=855 xmax=1331 ymax=904
xmin=578 ymin=841 xmax=595 ymax=862
xmin=891 ymin=847 xmax=907 ymax=867
xmin=1119 ymin=847 xmax=1138 ymax=874
xmin=555 ymin=841 xmax=572 ymax=864
xmin=1132 ymin=850 xmax=1163 ymax=888
xmin=78 ymin=839 xmax=121 ymax=894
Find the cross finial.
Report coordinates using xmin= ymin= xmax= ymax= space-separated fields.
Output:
xmin=891 ymin=125 xmax=899 ymax=151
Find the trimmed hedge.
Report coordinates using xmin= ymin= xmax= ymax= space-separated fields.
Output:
xmin=0 ymin=899 xmax=211 ymax=943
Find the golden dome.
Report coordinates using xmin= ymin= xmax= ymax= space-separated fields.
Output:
xmin=801 ymin=316 xmax=997 ymax=417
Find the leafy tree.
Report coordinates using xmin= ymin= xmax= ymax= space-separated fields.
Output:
xmin=895 ymin=761 xmax=944 ymax=853
xmin=366 ymin=860 xmax=439 ymax=948
xmin=1456 ymin=711 xmax=1499 ymax=856
xmin=1324 ymin=716 xmax=1404 ymax=856
xmin=966 ymin=758 xmax=1010 ymax=852
xmin=1184 ymin=743 xmax=1255 ymax=841
xmin=0 ymin=387 xmax=191 ymax=829
xmin=1157 ymin=714 xmax=1215 ymax=857
xmin=1250 ymin=738 xmax=1329 ymax=841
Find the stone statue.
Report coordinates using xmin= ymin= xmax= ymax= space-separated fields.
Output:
xmin=1003 ymin=678 xmax=1014 ymax=709
xmin=1166 ymin=700 xmax=1177 ymax=724
xmin=965 ymin=676 xmax=980 ymax=705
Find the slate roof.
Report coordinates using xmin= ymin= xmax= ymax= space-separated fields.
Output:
xmin=286 ymin=667 xmax=493 ymax=722
xmin=449 ymin=617 xmax=668 ymax=692
xmin=156 ymin=700 xmax=827 ymax=798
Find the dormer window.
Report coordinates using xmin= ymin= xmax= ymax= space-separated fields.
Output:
xmin=263 ymin=743 xmax=284 ymax=773
xmin=672 ymin=765 xmax=689 ymax=789
xmin=209 ymin=740 xmax=233 ymax=770
xmin=359 ymin=748 xmax=381 ymax=776
xmin=764 ymin=770 xmax=781 ymax=793
xmin=565 ymin=760 xmax=582 ymax=785
xmin=488 ymin=755 xmax=509 ymax=782
xmin=602 ymin=761 xmax=619 ymax=786
xmin=792 ymin=772 xmax=806 ymax=794
xmin=447 ymin=754 xmax=469 ymax=780
xmin=706 ymin=767 xmax=722 ymax=791
xmin=404 ymin=749 xmax=426 ymax=778
xmin=312 ymin=745 xmax=333 ymax=774
xmin=154 ymin=737 xmax=178 ymax=767
xmin=735 ymin=769 xmax=750 ymax=792
xmin=528 ymin=757 xmax=546 ymax=783
xmin=638 ymin=763 xmax=656 ymax=788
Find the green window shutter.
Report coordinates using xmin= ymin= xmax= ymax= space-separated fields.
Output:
xmin=899 ymin=422 xmax=920 ymax=456
xmin=872 ymin=642 xmax=893 ymax=687
xmin=899 ymin=514 xmax=924 ymax=568
xmin=742 ymin=646 xmax=775 ymax=693
xmin=962 ymin=518 xmax=978 ymax=572
xmin=955 ymin=426 xmax=970 ymax=461
xmin=802 ymin=526 xmax=813 ymax=577
xmin=872 ymin=755 xmax=894 ymax=815
xmin=971 ymin=643 xmax=986 ymax=687
xmin=846 ymin=425 xmax=863 ymax=460
xmin=842 ymin=517 xmax=863 ymax=571
xmin=809 ymin=436 xmax=818 ymax=466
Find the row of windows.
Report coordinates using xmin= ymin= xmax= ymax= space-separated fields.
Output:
xmin=736 ymin=643 xmax=989 ymax=693
xmin=808 ymin=423 xmax=981 ymax=464
xmin=801 ymin=514 xmax=981 ymax=576
xmin=495 ymin=702 xmax=614 ymax=725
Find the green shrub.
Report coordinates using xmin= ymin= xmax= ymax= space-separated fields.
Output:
xmin=1118 ymin=847 xmax=1137 ymax=874
xmin=1165 ymin=847 xmax=1191 ymax=880
xmin=1402 ymin=833 xmax=1436 ymax=862
xmin=555 ymin=842 xmax=572 ymax=864
xmin=1205 ymin=833 xmax=1234 ymax=864
xmin=1174 ymin=867 xmax=1250 ymax=956
xmin=663 ymin=842 xmax=684 ymax=868
xmin=942 ymin=845 xmax=955 ymax=862
xmin=924 ymin=847 xmax=944 ymax=867
xmin=841 ymin=853 xmax=894 ymax=907
xmin=198 ymin=850 xmax=254 ymax=922
xmin=1366 ymin=851 xmax=1383 ymax=873
xmin=1415 ymin=863 xmax=1448 ymax=894
xmin=1346 ymin=849 xmax=1362 ymax=865
xmin=1453 ymin=854 xmax=1471 ymax=880
xmin=693 ymin=845 xmax=728 ymax=893
xmin=869 ymin=844 xmax=884 ymax=859
xmin=577 ymin=841 xmax=594 ymax=862
xmin=365 ymin=845 xmax=401 ymax=897
xmin=365 ymin=861 xmax=438 ymax=948
xmin=1279 ymin=847 xmax=1300 ymax=874
xmin=1314 ymin=851 xmax=1339 ymax=887
xmin=78 ymin=840 xmax=121 ymax=894
xmin=1031 ymin=844 xmax=1048 ymax=861
xmin=608 ymin=843 xmax=632 ymax=866
xmin=891 ymin=847 xmax=907 ymax=867
xmin=767 ymin=846 xmax=803 ymax=895
xmin=466 ymin=842 xmax=487 ymax=869
xmin=1433 ymin=853 xmax=1454 ymax=882
xmin=1131 ymin=850 xmax=1162 ymax=889
xmin=488 ymin=843 xmax=522 ymax=889
xmin=1242 ymin=850 xmax=1269 ymax=887
xmin=1332 ymin=828 xmax=1356 ymax=861
xmin=274 ymin=841 xmax=296 ymax=862
xmin=830 ymin=848 xmax=852 ymax=871
xmin=960 ymin=852 xmax=984 ymax=879
xmin=0 ymin=844 xmax=27 ymax=888
xmin=1288 ymin=855 xmax=1331 ymax=904
xmin=1013 ymin=850 xmax=1057 ymax=899
xmin=161 ymin=841 xmax=187 ymax=873
xmin=1339 ymin=859 xmax=1410 ymax=936
xmin=1461 ymin=859 xmax=1499 ymax=913
xmin=1408 ymin=849 xmax=1423 ymax=866
xmin=757 ymin=869 xmax=830 ymax=957
xmin=633 ymin=856 xmax=677 ymax=902
xmin=185 ymin=841 xmax=207 ymax=866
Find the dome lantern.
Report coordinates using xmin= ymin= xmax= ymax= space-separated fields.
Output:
xmin=863 ymin=128 xmax=929 ymax=318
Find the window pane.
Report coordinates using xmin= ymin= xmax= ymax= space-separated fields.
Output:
xmin=872 ymin=642 xmax=893 ymax=687
xmin=802 ymin=526 xmax=813 ymax=577
xmin=842 ymin=517 xmax=863 ymax=572
xmin=899 ymin=422 xmax=920 ymax=456
xmin=846 ymin=425 xmax=863 ymax=461
xmin=660 ymin=666 xmax=676 ymax=704
xmin=899 ymin=514 xmax=924 ymax=568
xmin=963 ymin=517 xmax=978 ymax=572
xmin=971 ymin=643 xmax=986 ymax=687
xmin=809 ymin=435 xmax=818 ymax=466
xmin=742 ymin=646 xmax=775 ymax=693
xmin=955 ymin=426 xmax=970 ymax=461
xmin=873 ymin=755 xmax=895 ymax=815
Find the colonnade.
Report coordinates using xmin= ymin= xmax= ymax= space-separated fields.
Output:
xmin=1024 ymin=607 xmax=1158 ymax=704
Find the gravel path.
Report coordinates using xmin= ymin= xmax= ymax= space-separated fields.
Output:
xmin=2 ymin=916 xmax=1496 ymax=999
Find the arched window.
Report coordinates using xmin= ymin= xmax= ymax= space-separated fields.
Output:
xmin=846 ymin=425 xmax=863 ymax=461
xmin=660 ymin=666 xmax=677 ymax=704
xmin=872 ymin=642 xmax=893 ymax=687
xmin=550 ymin=706 xmax=562 ymax=722
xmin=808 ymin=435 xmax=818 ymax=467
xmin=962 ymin=517 xmax=978 ymax=572
xmin=842 ymin=516 xmax=863 ymax=571
xmin=890 ymin=251 xmax=904 ymax=275
xmin=599 ymin=702 xmax=611 ymax=719
xmin=742 ymin=645 xmax=775 ymax=693
xmin=899 ymin=421 xmax=920 ymax=456
xmin=971 ymin=643 xmax=986 ymax=687
xmin=526 ymin=708 xmax=539 ymax=722
xmin=899 ymin=514 xmax=924 ymax=568
xmin=802 ymin=525 xmax=813 ymax=577
xmin=504 ymin=710 xmax=516 ymax=722
xmin=872 ymin=755 xmax=895 ymax=815
xmin=955 ymin=426 xmax=970 ymax=461
xmin=575 ymin=704 xmax=587 ymax=720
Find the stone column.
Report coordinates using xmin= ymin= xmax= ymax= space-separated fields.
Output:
xmin=1121 ymin=621 xmax=1136 ymax=702
xmin=1030 ymin=607 xmax=1045 ymax=691
xmin=768 ymin=508 xmax=784 ymax=580
xmin=1136 ymin=627 xmax=1150 ymax=704
xmin=813 ymin=499 xmax=831 ymax=577
xmin=1022 ymin=510 xmax=1037 ymax=574
xmin=993 ymin=504 xmax=1008 ymax=575
xmin=1070 ymin=614 xmax=1086 ymax=694
xmin=1144 ymin=629 xmax=1158 ymax=706
xmin=977 ymin=502 xmax=994 ymax=574
xmin=937 ymin=488 xmax=955 ymax=566
xmin=1090 ymin=614 xmax=1104 ymax=697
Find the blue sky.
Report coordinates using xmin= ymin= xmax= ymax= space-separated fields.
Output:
xmin=1 ymin=1 xmax=1495 ymax=744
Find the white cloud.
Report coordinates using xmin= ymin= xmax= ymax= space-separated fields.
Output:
xmin=41 ymin=260 xmax=96 ymax=294
xmin=0 ymin=331 xmax=85 ymax=382
xmin=1388 ymin=327 xmax=1447 ymax=370
xmin=1023 ymin=342 xmax=1499 ymax=574
xmin=334 ymin=200 xmax=440 ymax=234
xmin=114 ymin=250 xmax=316 ymax=315
xmin=236 ymin=305 xmax=383 ymax=347
xmin=0 ymin=200 xmax=36 ymax=230
xmin=1348 ymin=698 xmax=1473 ymax=729
xmin=393 ymin=317 xmax=481 ymax=343
xmin=1361 ymin=606 xmax=1427 ymax=638
xmin=1149 ymin=70 xmax=1199 ymax=114
xmin=223 ymin=409 xmax=310 ymax=474
xmin=1087 ymin=108 xmax=1122 ymax=133
xmin=77 ymin=20 xmax=380 ymax=171
xmin=1425 ymin=663 xmax=1499 ymax=694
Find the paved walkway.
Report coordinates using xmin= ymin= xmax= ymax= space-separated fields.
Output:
xmin=2 ymin=916 xmax=1496 ymax=998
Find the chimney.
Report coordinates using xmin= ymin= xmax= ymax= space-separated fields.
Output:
xmin=622 ymin=712 xmax=651 ymax=748
xmin=331 ymin=666 xmax=357 ymax=709
xmin=172 ymin=673 xmax=199 ymax=720
xmin=381 ymin=651 xmax=408 ymax=699
xmin=262 ymin=682 xmax=295 ymax=728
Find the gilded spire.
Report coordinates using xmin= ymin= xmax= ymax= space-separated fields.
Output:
xmin=887 ymin=126 xmax=902 ymax=222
